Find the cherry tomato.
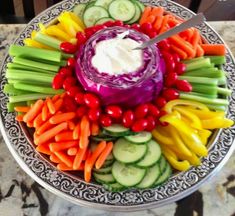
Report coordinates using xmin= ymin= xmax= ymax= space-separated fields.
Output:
xmin=105 ymin=105 xmax=123 ymax=119
xmin=52 ymin=74 xmax=64 ymax=89
xmin=76 ymin=106 xmax=87 ymax=118
xmin=141 ymin=23 xmax=153 ymax=35
xmin=175 ymin=62 xmax=186 ymax=75
xmin=165 ymin=58 xmax=175 ymax=73
xmin=161 ymin=51 xmax=173 ymax=61
xmin=134 ymin=104 xmax=149 ymax=119
xmin=63 ymin=77 xmax=77 ymax=91
xmin=122 ymin=110 xmax=135 ymax=128
xmin=84 ymin=93 xmax=100 ymax=108
xmin=113 ymin=20 xmax=123 ymax=26
xmin=148 ymin=31 xmax=157 ymax=38
xmin=88 ymin=108 xmax=101 ymax=121
xmin=76 ymin=32 xmax=87 ymax=45
xmin=67 ymin=57 xmax=76 ymax=68
xmin=74 ymin=92 xmax=84 ymax=104
xmin=158 ymin=40 xmax=170 ymax=51
xmin=145 ymin=116 xmax=156 ymax=131
xmin=131 ymin=23 xmax=141 ymax=31
xmin=175 ymin=80 xmax=192 ymax=92
xmin=67 ymin=86 xmax=81 ymax=97
xmin=60 ymin=42 xmax=77 ymax=54
xmin=100 ymin=114 xmax=112 ymax=127
xmin=103 ymin=20 xmax=115 ymax=27
xmin=147 ymin=104 xmax=160 ymax=117
xmin=59 ymin=67 xmax=73 ymax=77
xmin=63 ymin=96 xmax=77 ymax=111
xmin=164 ymin=72 xmax=178 ymax=87
xmin=172 ymin=53 xmax=180 ymax=63
xmin=131 ymin=119 xmax=148 ymax=132
xmin=154 ymin=97 xmax=167 ymax=108
xmin=162 ymin=88 xmax=179 ymax=101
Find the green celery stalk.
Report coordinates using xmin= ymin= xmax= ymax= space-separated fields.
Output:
xmin=179 ymin=76 xmax=218 ymax=85
xmin=9 ymin=45 xmax=61 ymax=62
xmin=217 ymin=87 xmax=232 ymax=96
xmin=34 ymin=32 xmax=61 ymax=50
xmin=13 ymin=57 xmax=59 ymax=72
xmin=4 ymin=84 xmax=30 ymax=95
xmin=7 ymin=102 xmax=27 ymax=112
xmin=182 ymin=57 xmax=204 ymax=64
xmin=191 ymin=83 xmax=217 ymax=95
xmin=184 ymin=92 xmax=217 ymax=99
xmin=9 ymin=94 xmax=53 ymax=103
xmin=185 ymin=69 xmax=225 ymax=78
xmin=218 ymin=75 xmax=227 ymax=85
xmin=13 ymin=83 xmax=64 ymax=95
xmin=8 ymin=79 xmax=52 ymax=87
xmin=207 ymin=55 xmax=226 ymax=65
xmin=185 ymin=58 xmax=211 ymax=71
xmin=180 ymin=93 xmax=229 ymax=106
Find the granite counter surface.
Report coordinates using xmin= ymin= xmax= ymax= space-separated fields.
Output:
xmin=0 ymin=21 xmax=235 ymax=216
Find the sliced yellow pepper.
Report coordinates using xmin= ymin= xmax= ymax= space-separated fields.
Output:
xmin=24 ymin=38 xmax=54 ymax=50
xmin=58 ymin=17 xmax=77 ymax=37
xmin=202 ymin=117 xmax=234 ymax=129
xmin=197 ymin=129 xmax=212 ymax=145
xmin=45 ymin=25 xmax=71 ymax=41
xmin=68 ymin=12 xmax=85 ymax=29
xmin=152 ymin=128 xmax=173 ymax=145
xmin=38 ymin=23 xmax=46 ymax=34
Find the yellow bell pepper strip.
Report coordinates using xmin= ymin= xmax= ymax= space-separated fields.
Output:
xmin=69 ymin=38 xmax=78 ymax=45
xmin=181 ymin=151 xmax=201 ymax=166
xmin=68 ymin=12 xmax=85 ymax=29
xmin=38 ymin=23 xmax=47 ymax=34
xmin=164 ymin=99 xmax=209 ymax=113
xmin=168 ymin=125 xmax=192 ymax=157
xmin=160 ymin=112 xmax=208 ymax=156
xmin=162 ymin=146 xmax=191 ymax=171
xmin=152 ymin=127 xmax=173 ymax=146
xmin=197 ymin=129 xmax=212 ymax=145
xmin=174 ymin=106 xmax=202 ymax=129
xmin=57 ymin=23 xmax=66 ymax=32
xmin=45 ymin=25 xmax=72 ymax=41
xmin=24 ymin=38 xmax=54 ymax=50
xmin=31 ymin=30 xmax=37 ymax=39
xmin=201 ymin=117 xmax=234 ymax=129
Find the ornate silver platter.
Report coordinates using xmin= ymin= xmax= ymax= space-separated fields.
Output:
xmin=0 ymin=0 xmax=235 ymax=211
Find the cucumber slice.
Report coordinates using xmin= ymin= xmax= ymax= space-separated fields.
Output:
xmin=136 ymin=140 xmax=161 ymax=167
xmin=83 ymin=6 xmax=109 ymax=27
xmin=93 ymin=165 xmax=112 ymax=174
xmin=102 ymin=159 xmax=114 ymax=167
xmin=73 ymin=3 xmax=87 ymax=18
xmin=91 ymin=135 xmax=117 ymax=142
xmin=93 ymin=173 xmax=116 ymax=184
xmin=154 ymin=163 xmax=172 ymax=186
xmin=136 ymin=163 xmax=161 ymax=189
xmin=127 ymin=2 xmax=141 ymax=24
xmin=113 ymin=138 xmax=147 ymax=163
xmin=135 ymin=0 xmax=145 ymax=12
xmin=103 ymin=124 xmax=130 ymax=136
xmin=106 ymin=152 xmax=114 ymax=161
xmin=159 ymin=156 xmax=167 ymax=173
xmin=112 ymin=161 xmax=146 ymax=187
xmin=85 ymin=0 xmax=96 ymax=10
xmin=108 ymin=0 xmax=136 ymax=22
xmin=103 ymin=182 xmax=126 ymax=192
xmin=95 ymin=17 xmax=114 ymax=25
xmin=124 ymin=131 xmax=152 ymax=144
xmin=95 ymin=0 xmax=113 ymax=9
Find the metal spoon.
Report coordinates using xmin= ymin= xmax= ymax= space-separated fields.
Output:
xmin=134 ymin=13 xmax=206 ymax=50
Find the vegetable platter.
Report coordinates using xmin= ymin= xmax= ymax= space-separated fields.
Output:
xmin=0 ymin=0 xmax=235 ymax=211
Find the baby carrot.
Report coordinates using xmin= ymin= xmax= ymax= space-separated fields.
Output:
xmin=15 ymin=115 xmax=24 ymax=122
xmin=158 ymin=15 xmax=170 ymax=34
xmin=91 ymin=122 xmax=100 ymax=136
xmin=36 ymin=143 xmax=51 ymax=155
xmin=50 ymin=153 xmax=61 ymax=163
xmin=196 ymin=45 xmax=205 ymax=57
xmin=170 ymin=44 xmax=188 ymax=59
xmin=55 ymin=130 xmax=75 ymax=142
xmin=139 ymin=6 xmax=152 ymax=25
xmin=145 ymin=15 xmax=156 ymax=24
xmin=52 ymin=94 xmax=60 ymax=102
xmin=67 ymin=147 xmax=78 ymax=156
xmin=153 ymin=15 xmax=163 ymax=32
xmin=27 ymin=121 xmax=34 ymax=128
xmin=35 ymin=122 xmax=68 ymax=145
xmin=36 ymin=120 xmax=52 ymax=135
xmin=49 ymin=112 xmax=76 ymax=124
xmin=73 ymin=146 xmax=87 ymax=169
xmin=84 ymin=157 xmax=92 ymax=182
xmin=33 ymin=113 xmax=44 ymax=128
xmin=49 ymin=140 xmax=78 ymax=152
xmin=14 ymin=106 xmax=30 ymax=113
xmin=95 ymin=142 xmax=113 ymax=169
xmin=54 ymin=151 xmax=73 ymax=167
xmin=58 ymin=162 xmax=84 ymax=171
xmin=68 ymin=120 xmax=75 ymax=130
xmin=47 ymin=97 xmax=56 ymax=114
xmin=23 ymin=99 xmax=44 ymax=123
xmin=54 ymin=98 xmax=63 ymax=112
xmin=79 ymin=116 xmax=90 ymax=149
xmin=191 ymin=29 xmax=200 ymax=48
xmin=201 ymin=44 xmax=226 ymax=56
xmin=42 ymin=103 xmax=48 ymax=121
xmin=167 ymin=16 xmax=180 ymax=27
xmin=73 ymin=122 xmax=80 ymax=140
xmin=150 ymin=7 xmax=164 ymax=17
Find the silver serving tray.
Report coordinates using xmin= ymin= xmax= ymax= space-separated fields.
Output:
xmin=0 ymin=0 xmax=235 ymax=211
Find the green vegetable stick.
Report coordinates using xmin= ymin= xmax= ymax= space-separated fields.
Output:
xmin=34 ymin=32 xmax=62 ymax=50
xmin=179 ymin=76 xmax=218 ymax=85
xmin=9 ymin=94 xmax=53 ymax=103
xmin=9 ymin=45 xmax=62 ymax=62
xmin=3 ymin=84 xmax=30 ymax=95
xmin=7 ymin=102 xmax=27 ymax=112
xmin=185 ymin=58 xmax=211 ymax=71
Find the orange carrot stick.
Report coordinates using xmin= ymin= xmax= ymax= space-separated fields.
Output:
xmin=36 ymin=120 xmax=52 ymax=135
xmin=91 ymin=122 xmax=100 ymax=136
xmin=33 ymin=113 xmax=44 ymax=128
xmin=58 ymin=162 xmax=84 ymax=171
xmin=158 ymin=15 xmax=170 ymax=34
xmin=191 ymin=29 xmax=200 ymax=48
xmin=16 ymin=115 xmax=24 ymax=122
xmin=145 ymin=15 xmax=156 ymax=24
xmin=49 ymin=140 xmax=78 ymax=152
xmin=95 ymin=142 xmax=113 ymax=169
xmin=35 ymin=122 xmax=68 ymax=145
xmin=52 ymin=94 xmax=60 ymax=102
xmin=49 ymin=112 xmax=76 ymax=124
xmin=55 ymin=131 xmax=75 ymax=142
xmin=201 ymin=44 xmax=226 ymax=56
xmin=73 ymin=122 xmax=80 ymax=140
xmin=54 ymin=151 xmax=73 ymax=167
xmin=36 ymin=143 xmax=51 ymax=155
xmin=47 ymin=97 xmax=56 ymax=114
xmin=139 ymin=6 xmax=152 ymax=25
xmin=84 ymin=157 xmax=92 ymax=182
xmin=150 ymin=7 xmax=164 ymax=17
xmin=170 ymin=44 xmax=188 ymax=60
xmin=50 ymin=154 xmax=61 ymax=163
xmin=23 ymin=99 xmax=44 ymax=123
xmin=14 ymin=106 xmax=30 ymax=113
xmin=54 ymin=98 xmax=63 ymax=112
xmin=79 ymin=116 xmax=90 ymax=149
xmin=67 ymin=147 xmax=78 ymax=156
xmin=27 ymin=121 xmax=34 ymax=128
xmin=68 ymin=120 xmax=75 ymax=130
xmin=42 ymin=103 xmax=48 ymax=121
xmin=153 ymin=15 xmax=163 ymax=32
xmin=167 ymin=16 xmax=181 ymax=27
xmin=73 ymin=146 xmax=87 ymax=169
xmin=196 ymin=45 xmax=205 ymax=57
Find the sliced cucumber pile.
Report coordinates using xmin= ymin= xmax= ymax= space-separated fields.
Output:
xmin=74 ymin=0 xmax=145 ymax=27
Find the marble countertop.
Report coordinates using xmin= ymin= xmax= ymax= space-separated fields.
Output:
xmin=0 ymin=21 xmax=235 ymax=216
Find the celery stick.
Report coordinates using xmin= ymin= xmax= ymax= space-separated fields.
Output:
xmin=191 ymin=83 xmax=217 ymax=95
xmin=62 ymin=53 xmax=74 ymax=59
xmin=179 ymin=76 xmax=218 ymax=85
xmin=13 ymin=57 xmax=59 ymax=72
xmin=13 ymin=83 xmax=64 ymax=95
xmin=180 ymin=93 xmax=229 ymax=106
xmin=6 ymin=69 xmax=54 ymax=84
xmin=182 ymin=57 xmax=204 ymax=64
xmin=7 ymin=102 xmax=26 ymax=112
xmin=185 ymin=92 xmax=217 ymax=99
xmin=186 ymin=70 xmax=224 ymax=78
xmin=34 ymin=32 xmax=61 ymax=50
xmin=185 ymin=58 xmax=211 ymax=71
xmin=42 ymin=60 xmax=67 ymax=67
xmin=8 ymin=79 xmax=51 ymax=87
xmin=184 ymin=67 xmax=217 ymax=76
xmin=217 ymin=87 xmax=232 ymax=96
xmin=3 ymin=84 xmax=30 ymax=95
xmin=9 ymin=45 xmax=61 ymax=62
xmin=204 ymin=104 xmax=227 ymax=111
xmin=218 ymin=75 xmax=227 ymax=85
xmin=9 ymin=94 xmax=53 ymax=103
xmin=207 ymin=56 xmax=226 ymax=65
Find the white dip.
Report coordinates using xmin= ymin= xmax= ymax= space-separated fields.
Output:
xmin=91 ymin=32 xmax=143 ymax=75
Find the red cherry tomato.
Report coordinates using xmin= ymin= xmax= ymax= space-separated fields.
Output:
xmin=165 ymin=58 xmax=175 ymax=73
xmin=172 ymin=53 xmax=180 ymax=63
xmin=131 ymin=23 xmax=141 ymax=31
xmin=103 ymin=20 xmax=115 ymax=27
xmin=175 ymin=62 xmax=186 ymax=75
xmin=63 ymin=96 xmax=77 ymax=111
xmin=76 ymin=106 xmax=87 ymax=118
xmin=164 ymin=72 xmax=178 ymax=87
xmin=175 ymin=80 xmax=192 ymax=92
xmin=158 ymin=40 xmax=170 ymax=50
xmin=67 ymin=57 xmax=76 ymax=68
xmin=134 ymin=104 xmax=149 ymax=119
xmin=122 ymin=110 xmax=135 ymax=128
xmin=147 ymin=104 xmax=160 ymax=117
xmin=154 ymin=97 xmax=167 ymax=108
xmin=105 ymin=105 xmax=123 ymax=119
xmin=148 ymin=31 xmax=157 ymax=38
xmin=60 ymin=42 xmax=77 ymax=54
xmin=67 ymin=86 xmax=81 ymax=97
xmin=141 ymin=23 xmax=153 ymax=35
xmin=131 ymin=119 xmax=148 ymax=132
xmin=59 ymin=67 xmax=73 ymax=77
xmin=113 ymin=20 xmax=123 ymax=26
xmin=100 ymin=114 xmax=112 ymax=127
xmin=84 ymin=93 xmax=100 ymax=108
xmin=63 ymin=77 xmax=77 ymax=91
xmin=145 ymin=116 xmax=156 ymax=131
xmin=162 ymin=88 xmax=179 ymax=101
xmin=88 ymin=108 xmax=101 ymax=122
xmin=76 ymin=32 xmax=87 ymax=45
xmin=74 ymin=92 xmax=84 ymax=104
xmin=52 ymin=74 xmax=64 ymax=89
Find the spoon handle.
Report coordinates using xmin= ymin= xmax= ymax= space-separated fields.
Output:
xmin=137 ymin=13 xmax=206 ymax=50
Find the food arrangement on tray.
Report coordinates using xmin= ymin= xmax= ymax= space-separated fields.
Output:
xmin=3 ymin=0 xmax=234 ymax=192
